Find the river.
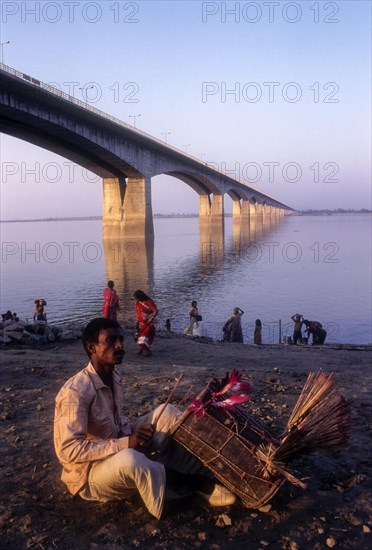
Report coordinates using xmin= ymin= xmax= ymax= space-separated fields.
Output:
xmin=1 ymin=214 xmax=371 ymax=344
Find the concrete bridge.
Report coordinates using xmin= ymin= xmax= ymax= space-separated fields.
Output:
xmin=0 ymin=64 xmax=294 ymax=238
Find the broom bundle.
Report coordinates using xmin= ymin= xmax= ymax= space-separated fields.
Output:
xmin=272 ymin=370 xmax=351 ymax=464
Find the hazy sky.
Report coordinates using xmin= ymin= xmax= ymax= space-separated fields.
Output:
xmin=0 ymin=0 xmax=371 ymax=218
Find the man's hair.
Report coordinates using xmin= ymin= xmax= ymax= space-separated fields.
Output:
xmin=82 ymin=317 xmax=122 ymax=357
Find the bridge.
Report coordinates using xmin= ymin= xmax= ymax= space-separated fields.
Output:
xmin=0 ymin=64 xmax=294 ymax=239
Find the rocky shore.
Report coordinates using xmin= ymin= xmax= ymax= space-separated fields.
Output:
xmin=0 ymin=333 xmax=371 ymax=549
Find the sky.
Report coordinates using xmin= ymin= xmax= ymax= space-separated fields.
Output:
xmin=0 ymin=0 xmax=371 ymax=218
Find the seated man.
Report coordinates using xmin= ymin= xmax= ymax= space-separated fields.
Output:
xmin=53 ymin=317 xmax=235 ymax=519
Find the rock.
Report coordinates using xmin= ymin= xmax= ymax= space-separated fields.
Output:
xmin=363 ymin=525 xmax=371 ymax=533
xmin=348 ymin=514 xmax=362 ymax=526
xmin=59 ymin=330 xmax=75 ymax=341
xmin=198 ymin=532 xmax=207 ymax=541
xmin=21 ymin=331 xmax=40 ymax=343
xmin=3 ymin=322 xmax=23 ymax=333
xmin=326 ymin=536 xmax=336 ymax=548
xmin=215 ymin=514 xmax=232 ymax=527
xmin=45 ymin=327 xmax=55 ymax=342
xmin=4 ymin=330 xmax=23 ymax=342
xmin=0 ymin=335 xmax=12 ymax=344
xmin=258 ymin=504 xmax=272 ymax=513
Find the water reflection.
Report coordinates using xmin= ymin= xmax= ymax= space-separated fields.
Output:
xmin=102 ymin=227 xmax=154 ymax=324
xmin=103 ymin=215 xmax=285 ymax=327
xmin=229 ymin=215 xmax=284 ymax=262
xmin=199 ymin=219 xmax=224 ymax=270
xmin=2 ymin=215 xmax=369 ymax=342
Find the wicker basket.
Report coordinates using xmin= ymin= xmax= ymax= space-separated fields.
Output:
xmin=171 ymin=382 xmax=285 ymax=508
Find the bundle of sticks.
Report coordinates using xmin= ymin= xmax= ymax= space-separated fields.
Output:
xmin=274 ymin=370 xmax=351 ymax=462
xmin=250 ymin=370 xmax=351 ymax=488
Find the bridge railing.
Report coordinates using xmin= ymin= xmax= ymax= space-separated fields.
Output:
xmin=0 ymin=63 xmax=291 ymax=209
xmin=0 ymin=62 xmax=214 ymax=164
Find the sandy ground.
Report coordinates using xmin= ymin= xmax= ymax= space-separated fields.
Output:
xmin=0 ymin=333 xmax=371 ymax=550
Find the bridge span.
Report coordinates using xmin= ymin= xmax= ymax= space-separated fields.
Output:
xmin=0 ymin=64 xmax=294 ymax=238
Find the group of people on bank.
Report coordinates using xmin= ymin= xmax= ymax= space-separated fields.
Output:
xmin=18 ymin=286 xmax=326 ymax=350
xmin=1 ymin=310 xmax=19 ymax=325
xmin=291 ymin=313 xmax=327 ymax=346
xmin=189 ymin=303 xmax=326 ymax=346
xmin=22 ymin=280 xmax=324 ymax=353
xmin=189 ymin=301 xmax=262 ymax=344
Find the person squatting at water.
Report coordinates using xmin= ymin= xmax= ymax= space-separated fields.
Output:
xmin=134 ymin=290 xmax=159 ymax=356
xmin=1 ymin=310 xmax=18 ymax=325
xmin=291 ymin=313 xmax=304 ymax=345
xmin=222 ymin=307 xmax=244 ymax=343
xmin=303 ymin=319 xmax=327 ymax=345
xmin=189 ymin=300 xmax=201 ymax=335
xmin=103 ymin=280 xmax=120 ymax=321
xmin=53 ymin=318 xmax=235 ymax=519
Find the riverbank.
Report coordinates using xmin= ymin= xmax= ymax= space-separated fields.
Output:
xmin=0 ymin=334 xmax=371 ymax=549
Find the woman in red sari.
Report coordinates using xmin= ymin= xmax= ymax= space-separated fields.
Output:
xmin=134 ymin=289 xmax=158 ymax=356
xmin=102 ymin=280 xmax=120 ymax=321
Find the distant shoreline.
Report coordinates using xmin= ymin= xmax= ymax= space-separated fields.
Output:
xmin=0 ymin=210 xmax=370 ymax=223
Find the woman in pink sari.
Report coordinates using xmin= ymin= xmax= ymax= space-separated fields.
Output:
xmin=134 ymin=289 xmax=158 ymax=356
xmin=102 ymin=280 xmax=120 ymax=321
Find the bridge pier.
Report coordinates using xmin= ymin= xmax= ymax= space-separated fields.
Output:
xmin=241 ymin=200 xmax=250 ymax=222
xmin=102 ymin=177 xmax=126 ymax=226
xmin=123 ymin=176 xmax=154 ymax=239
xmin=256 ymin=202 xmax=264 ymax=220
xmin=232 ymin=199 xmax=240 ymax=221
xmin=103 ymin=176 xmax=154 ymax=239
xmin=199 ymin=193 xmax=224 ymax=224
xmin=249 ymin=202 xmax=257 ymax=218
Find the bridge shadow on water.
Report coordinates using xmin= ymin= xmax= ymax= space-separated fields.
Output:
xmin=102 ymin=215 xmax=285 ymax=328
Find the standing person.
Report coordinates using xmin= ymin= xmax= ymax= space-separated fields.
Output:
xmin=103 ymin=280 xmax=120 ymax=321
xmin=189 ymin=300 xmax=200 ymax=334
xmin=223 ymin=308 xmax=244 ymax=343
xmin=291 ymin=313 xmax=304 ymax=345
xmin=254 ymin=319 xmax=262 ymax=345
xmin=134 ymin=290 xmax=158 ymax=356
xmin=34 ymin=299 xmax=47 ymax=322
xmin=53 ymin=317 xmax=235 ymax=519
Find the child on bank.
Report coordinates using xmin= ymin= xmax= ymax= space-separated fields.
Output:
xmin=254 ymin=319 xmax=262 ymax=345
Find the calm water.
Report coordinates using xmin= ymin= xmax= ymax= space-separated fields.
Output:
xmin=1 ymin=214 xmax=371 ymax=344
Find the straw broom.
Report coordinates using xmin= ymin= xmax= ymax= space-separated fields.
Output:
xmin=272 ymin=370 xmax=351 ymax=464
